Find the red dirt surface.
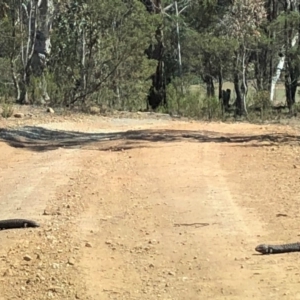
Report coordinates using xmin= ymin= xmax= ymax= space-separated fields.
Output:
xmin=1 ymin=109 xmax=300 ymax=299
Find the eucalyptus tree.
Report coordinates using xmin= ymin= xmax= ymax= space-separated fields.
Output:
xmin=0 ymin=0 xmax=53 ymax=104
xmin=49 ymin=0 xmax=158 ymax=109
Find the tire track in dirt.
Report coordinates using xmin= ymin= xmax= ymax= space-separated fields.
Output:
xmin=195 ymin=143 xmax=262 ymax=299
xmin=75 ymin=129 xmax=286 ymax=299
xmin=220 ymin=141 xmax=300 ymax=299
xmin=2 ymin=119 xmax=300 ymax=299
xmin=0 ymin=133 xmax=88 ymax=300
xmin=0 ymin=147 xmax=80 ymax=220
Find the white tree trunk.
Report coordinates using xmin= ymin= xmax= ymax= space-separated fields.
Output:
xmin=270 ymin=34 xmax=298 ymax=102
xmin=32 ymin=0 xmax=54 ymax=104
xmin=242 ymin=48 xmax=248 ymax=115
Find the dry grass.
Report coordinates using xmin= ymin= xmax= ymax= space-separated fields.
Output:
xmin=1 ymin=102 xmax=14 ymax=118
xmin=190 ymin=81 xmax=293 ymax=105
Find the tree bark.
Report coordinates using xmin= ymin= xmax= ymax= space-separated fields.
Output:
xmin=284 ymin=68 xmax=298 ymax=112
xmin=143 ymin=0 xmax=169 ymax=110
xmin=203 ymin=75 xmax=215 ymax=98
xmin=17 ymin=0 xmax=53 ymax=104
xmin=233 ymin=50 xmax=246 ymax=116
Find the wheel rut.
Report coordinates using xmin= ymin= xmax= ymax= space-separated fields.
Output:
xmin=75 ymin=136 xmax=283 ymax=299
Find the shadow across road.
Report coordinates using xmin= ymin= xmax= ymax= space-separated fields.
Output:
xmin=0 ymin=125 xmax=299 ymax=152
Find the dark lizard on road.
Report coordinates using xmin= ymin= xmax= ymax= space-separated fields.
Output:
xmin=255 ymin=242 xmax=300 ymax=254
xmin=0 ymin=219 xmax=40 ymax=230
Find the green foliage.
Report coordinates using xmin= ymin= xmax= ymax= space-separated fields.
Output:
xmin=246 ymin=90 xmax=288 ymax=122
xmin=182 ymin=31 xmax=237 ymax=80
xmin=49 ymin=0 xmax=158 ymax=109
xmin=251 ymin=90 xmax=271 ymax=110
xmin=0 ymin=97 xmax=14 ymax=118
xmin=201 ymin=96 xmax=223 ymax=120
xmin=0 ymin=0 xmax=299 ymax=121
xmin=164 ymin=77 xmax=222 ymax=120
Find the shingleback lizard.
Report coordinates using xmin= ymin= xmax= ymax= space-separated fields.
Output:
xmin=255 ymin=242 xmax=300 ymax=254
xmin=0 ymin=219 xmax=39 ymax=230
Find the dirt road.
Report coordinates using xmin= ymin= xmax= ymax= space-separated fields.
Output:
xmin=1 ymin=111 xmax=300 ymax=299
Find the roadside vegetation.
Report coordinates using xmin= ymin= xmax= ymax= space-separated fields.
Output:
xmin=0 ymin=0 xmax=300 ymax=123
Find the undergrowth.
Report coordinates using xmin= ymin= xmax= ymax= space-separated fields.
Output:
xmin=0 ymin=96 xmax=14 ymax=118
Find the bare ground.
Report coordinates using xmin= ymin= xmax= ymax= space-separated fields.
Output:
xmin=1 ymin=109 xmax=300 ymax=299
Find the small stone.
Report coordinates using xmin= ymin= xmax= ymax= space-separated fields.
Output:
xmin=46 ymin=107 xmax=55 ymax=113
xmin=14 ymin=113 xmax=24 ymax=118
xmin=23 ymin=255 xmax=32 ymax=261
xmin=52 ymin=263 xmax=60 ymax=269
xmin=148 ymin=239 xmax=157 ymax=244
xmin=3 ymin=269 xmax=14 ymax=276
xmin=85 ymin=242 xmax=92 ymax=248
xmin=48 ymin=286 xmax=63 ymax=293
xmin=68 ymin=257 xmax=75 ymax=265
xmin=37 ymin=274 xmax=45 ymax=281
xmin=43 ymin=210 xmax=51 ymax=215
xmin=168 ymin=271 xmax=175 ymax=276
